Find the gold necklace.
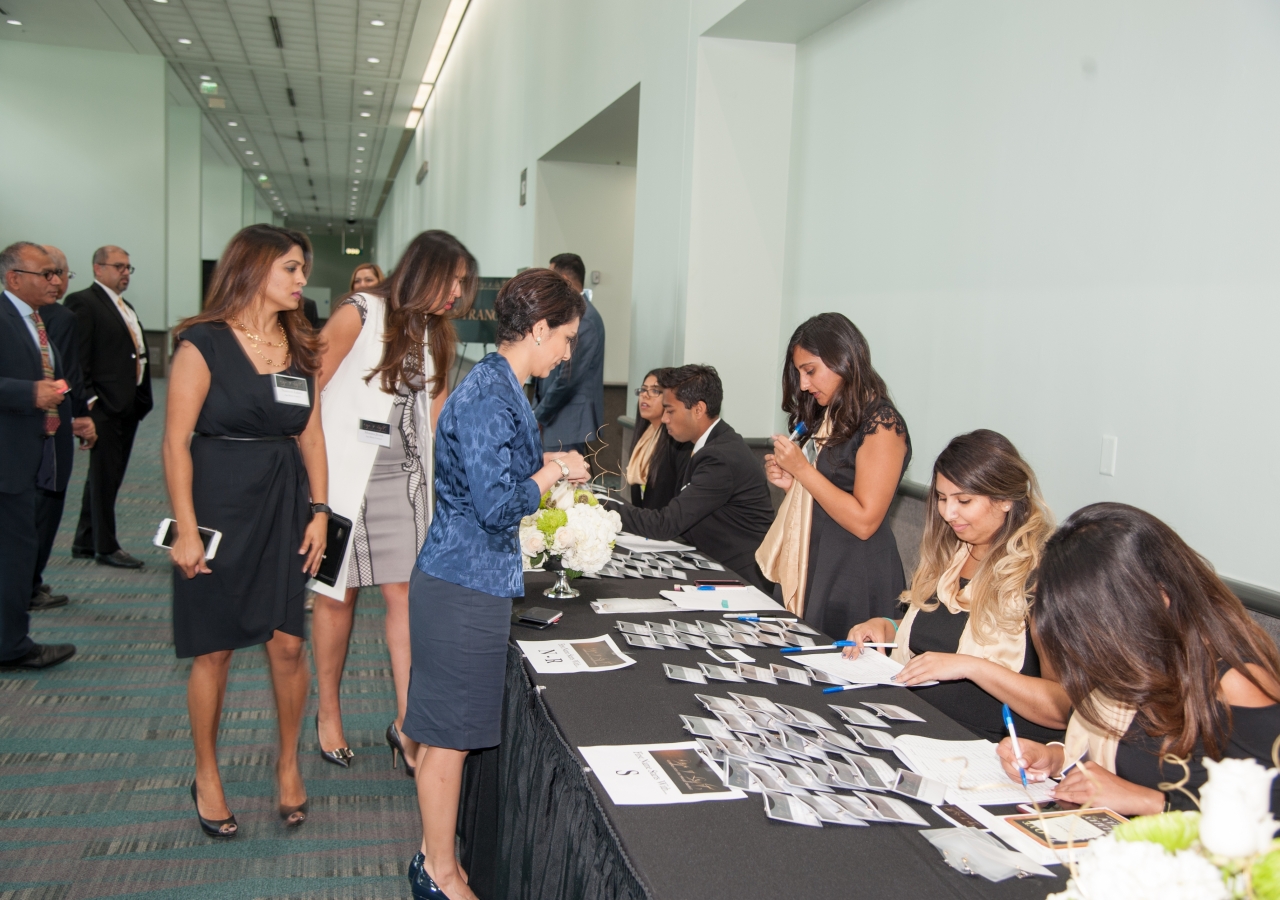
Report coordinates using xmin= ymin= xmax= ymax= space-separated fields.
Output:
xmin=230 ymin=317 xmax=291 ymax=367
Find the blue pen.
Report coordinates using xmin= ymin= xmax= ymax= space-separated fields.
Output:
xmin=822 ymin=685 xmax=860 ymax=694
xmin=1002 ymin=703 xmax=1029 ymax=788
xmin=732 ymin=615 xmax=795 ymax=622
xmin=788 ymin=421 xmax=808 ymax=443
xmin=780 ymin=641 xmax=856 ymax=654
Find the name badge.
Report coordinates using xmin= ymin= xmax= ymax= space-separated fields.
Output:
xmin=357 ymin=419 xmax=392 ymax=447
xmin=272 ymin=374 xmax=311 ymax=407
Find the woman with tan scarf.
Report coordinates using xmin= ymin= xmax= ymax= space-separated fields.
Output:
xmin=625 ymin=368 xmax=688 ymax=509
xmin=846 ymin=430 xmax=1070 ymax=743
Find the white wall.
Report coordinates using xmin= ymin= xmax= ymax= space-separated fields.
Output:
xmin=533 ymin=160 xmax=636 ymax=384
xmin=0 ymin=42 xmax=168 ymax=327
xmin=201 ymin=161 xmax=244 ymax=259
xmin=166 ymin=106 xmax=202 ymax=327
xmin=683 ymin=37 xmax=795 ymax=435
xmin=782 ymin=0 xmax=1280 ymax=590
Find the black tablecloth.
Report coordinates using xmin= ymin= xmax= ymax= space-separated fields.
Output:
xmin=457 ymin=571 xmax=1066 ymax=900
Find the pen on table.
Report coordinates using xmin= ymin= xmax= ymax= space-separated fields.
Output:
xmin=1002 ymin=702 xmax=1029 ymax=788
xmin=727 ymin=615 xmax=795 ymax=622
xmin=822 ymin=685 xmax=865 ymax=694
xmin=779 ymin=641 xmax=896 ymax=654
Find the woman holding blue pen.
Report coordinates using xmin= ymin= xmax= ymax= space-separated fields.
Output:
xmin=997 ymin=503 xmax=1280 ymax=816
xmin=402 ymin=269 xmax=590 ymax=900
xmin=844 ymin=431 xmax=1070 ymax=743
xmin=759 ymin=313 xmax=911 ymax=641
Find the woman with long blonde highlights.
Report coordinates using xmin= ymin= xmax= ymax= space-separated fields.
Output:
xmin=846 ymin=429 xmax=1069 ymax=742
xmin=311 ymin=230 xmax=476 ymax=775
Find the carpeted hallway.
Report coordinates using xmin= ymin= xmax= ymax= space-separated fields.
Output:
xmin=1 ymin=381 xmax=419 ymax=900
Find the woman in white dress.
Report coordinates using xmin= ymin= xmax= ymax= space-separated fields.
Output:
xmin=312 ymin=230 xmax=477 ymax=773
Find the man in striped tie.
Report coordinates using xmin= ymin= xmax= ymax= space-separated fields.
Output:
xmin=0 ymin=241 xmax=77 ymax=670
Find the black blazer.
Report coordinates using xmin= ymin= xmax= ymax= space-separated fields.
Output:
xmin=41 ymin=302 xmax=91 ymax=492
xmin=628 ymin=422 xmax=690 ymax=509
xmin=0 ymin=296 xmax=69 ymax=494
xmin=618 ymin=420 xmax=776 ymax=591
xmin=65 ymin=283 xmax=153 ymax=420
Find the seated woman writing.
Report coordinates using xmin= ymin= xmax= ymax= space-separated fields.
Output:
xmin=997 ymin=502 xmax=1280 ymax=815
xmin=846 ymin=430 xmax=1070 ymax=743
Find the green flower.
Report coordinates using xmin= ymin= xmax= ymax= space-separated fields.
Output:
xmin=539 ymin=490 xmax=552 ymax=510
xmin=573 ymin=489 xmax=598 ymax=506
xmin=1114 ymin=811 xmax=1200 ymax=854
xmin=536 ymin=508 xmax=567 ymax=539
xmin=1254 ymin=849 xmax=1280 ymax=900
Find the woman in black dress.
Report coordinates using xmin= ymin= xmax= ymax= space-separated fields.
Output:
xmin=845 ymin=430 xmax=1069 ymax=743
xmin=761 ymin=313 xmax=910 ymax=640
xmin=625 ymin=368 xmax=687 ymax=508
xmin=163 ymin=225 xmax=329 ymax=838
xmin=996 ymin=503 xmax=1280 ymax=815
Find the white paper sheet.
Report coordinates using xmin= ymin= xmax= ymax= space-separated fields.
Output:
xmin=579 ymin=743 xmax=747 ymax=805
xmin=797 ymin=651 xmax=918 ymax=687
xmin=516 ymin=635 xmax=636 ymax=673
xmin=589 ymin=598 xmax=679 ymax=614
xmin=954 ymin=803 xmax=1067 ymax=867
xmin=892 ymin=734 xmax=1056 ymax=806
xmin=613 ymin=534 xmax=697 ymax=554
xmin=659 ymin=588 xmax=786 ymax=612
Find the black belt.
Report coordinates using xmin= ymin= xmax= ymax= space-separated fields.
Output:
xmin=195 ymin=433 xmax=295 ymax=442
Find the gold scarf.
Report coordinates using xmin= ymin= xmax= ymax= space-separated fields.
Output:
xmin=755 ymin=419 xmax=829 ymax=616
xmin=1062 ymin=696 xmax=1138 ymax=774
xmin=891 ymin=543 xmax=1028 ymax=673
xmin=625 ymin=423 xmax=661 ymax=488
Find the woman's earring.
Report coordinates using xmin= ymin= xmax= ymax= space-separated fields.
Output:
xmin=536 ymin=337 xmax=542 ymax=346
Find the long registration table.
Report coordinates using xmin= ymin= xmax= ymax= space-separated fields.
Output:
xmin=456 ymin=571 xmax=1067 ymax=900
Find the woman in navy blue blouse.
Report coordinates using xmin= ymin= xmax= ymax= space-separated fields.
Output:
xmin=404 ymin=268 xmax=589 ymax=900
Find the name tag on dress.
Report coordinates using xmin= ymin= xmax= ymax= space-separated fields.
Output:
xmin=272 ymin=374 xmax=311 ymax=407
xmin=357 ymin=419 xmax=392 ymax=447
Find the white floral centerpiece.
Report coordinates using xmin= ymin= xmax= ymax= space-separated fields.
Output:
xmin=1047 ymin=757 xmax=1280 ymax=900
xmin=520 ymin=481 xmax=621 ymax=599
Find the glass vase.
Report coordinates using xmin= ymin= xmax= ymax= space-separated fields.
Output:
xmin=542 ymin=556 xmax=580 ymax=599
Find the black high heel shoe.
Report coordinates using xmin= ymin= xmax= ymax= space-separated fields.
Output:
xmin=386 ymin=721 xmax=416 ymax=777
xmin=316 ymin=713 xmax=352 ymax=767
xmin=190 ymin=782 xmax=237 ymax=838
xmin=279 ymin=798 xmax=308 ymax=828
xmin=408 ymin=851 xmax=453 ymax=900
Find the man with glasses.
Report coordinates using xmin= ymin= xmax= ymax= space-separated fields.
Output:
xmin=0 ymin=241 xmax=77 ymax=669
xmin=66 ymin=246 xmax=153 ymax=569
xmin=29 ymin=247 xmax=97 ymax=609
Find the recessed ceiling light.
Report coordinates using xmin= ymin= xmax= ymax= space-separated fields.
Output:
xmin=367 ymin=57 xmax=380 ymax=64
xmin=178 ymin=38 xmax=192 ymax=44
xmin=237 ymin=137 xmax=246 ymax=142
xmin=7 ymin=19 xmax=22 ymax=25
xmin=362 ymin=89 xmax=374 ymax=96
xmin=252 ymin=161 xmax=260 ymax=166
xmin=358 ymin=132 xmax=368 ymax=137
xmin=370 ymin=19 xmax=385 ymax=26
xmin=153 ymin=0 xmax=168 ymax=4
xmin=354 ymin=169 xmax=362 ymax=173
xmin=357 ymin=146 xmax=365 ymax=151
xmin=228 ymin=121 xmax=238 ymax=126
xmin=353 ymin=180 xmax=360 ymax=184
xmin=356 ymin=159 xmax=364 ymax=163
xmin=245 ymin=150 xmax=254 ymax=155
xmin=200 ymin=75 xmax=211 ymax=80
xmin=360 ymin=112 xmax=371 ymax=118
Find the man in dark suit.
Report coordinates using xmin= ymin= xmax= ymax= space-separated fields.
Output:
xmin=533 ymin=254 xmax=605 ymax=453
xmin=30 ymin=246 xmax=97 ymax=609
xmin=614 ymin=365 xmax=776 ymax=591
xmin=0 ymin=241 xmax=77 ymax=669
xmin=66 ymin=245 xmax=153 ymax=568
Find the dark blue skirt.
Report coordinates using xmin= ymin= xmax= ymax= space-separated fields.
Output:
xmin=402 ymin=567 xmax=512 ymax=750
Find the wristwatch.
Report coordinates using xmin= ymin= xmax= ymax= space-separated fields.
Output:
xmin=310 ymin=502 xmax=332 ymax=516
xmin=554 ymin=458 xmax=570 ymax=479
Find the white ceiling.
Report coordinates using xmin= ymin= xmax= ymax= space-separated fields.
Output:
xmin=1 ymin=0 xmax=450 ymax=222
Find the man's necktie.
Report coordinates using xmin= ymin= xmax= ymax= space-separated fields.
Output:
xmin=114 ymin=295 xmax=145 ymax=384
xmin=31 ymin=311 xmax=60 ymax=436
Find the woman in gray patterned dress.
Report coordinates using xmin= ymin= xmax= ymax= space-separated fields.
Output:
xmin=312 ymin=231 xmax=477 ymax=772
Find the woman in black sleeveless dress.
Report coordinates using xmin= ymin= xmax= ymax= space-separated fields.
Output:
xmin=163 ymin=225 xmax=329 ymax=838
xmin=764 ymin=313 xmax=911 ymax=640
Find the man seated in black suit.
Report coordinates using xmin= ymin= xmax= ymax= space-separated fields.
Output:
xmin=615 ymin=365 xmax=776 ymax=591
xmin=0 ymin=241 xmax=77 ymax=669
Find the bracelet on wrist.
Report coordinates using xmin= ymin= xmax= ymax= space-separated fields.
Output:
xmin=310 ymin=502 xmax=332 ymax=516
xmin=881 ymin=616 xmax=899 ymax=633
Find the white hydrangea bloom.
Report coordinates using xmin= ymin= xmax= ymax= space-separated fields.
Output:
xmin=556 ymin=504 xmax=620 ymax=574
xmin=1046 ymin=837 xmax=1228 ymax=900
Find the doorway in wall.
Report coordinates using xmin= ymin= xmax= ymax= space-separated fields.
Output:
xmin=534 ymin=83 xmax=640 ymax=482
